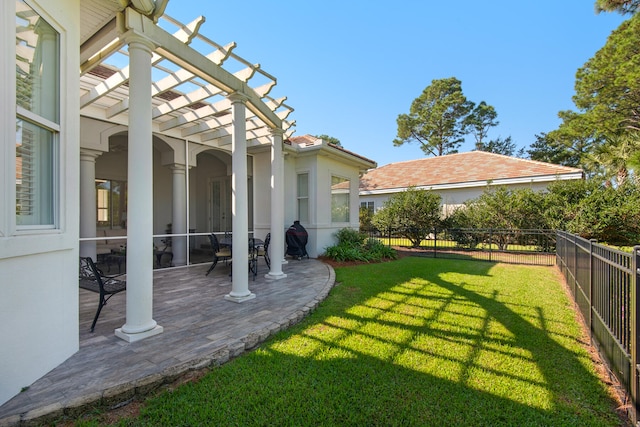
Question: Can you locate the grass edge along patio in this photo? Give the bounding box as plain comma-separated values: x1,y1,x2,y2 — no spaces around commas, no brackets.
67,257,627,427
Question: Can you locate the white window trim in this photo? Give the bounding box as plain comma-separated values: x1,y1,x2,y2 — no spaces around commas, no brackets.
13,0,64,234
330,173,351,224
296,171,310,224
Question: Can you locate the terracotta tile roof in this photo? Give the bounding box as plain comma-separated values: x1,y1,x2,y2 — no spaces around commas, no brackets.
288,134,318,146
287,134,376,166
360,151,583,192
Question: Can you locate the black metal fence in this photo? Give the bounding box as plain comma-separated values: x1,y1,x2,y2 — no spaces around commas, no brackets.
363,227,557,266
556,230,640,424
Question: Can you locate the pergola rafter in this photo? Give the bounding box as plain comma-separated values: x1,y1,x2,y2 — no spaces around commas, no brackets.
80,16,205,109
79,6,294,149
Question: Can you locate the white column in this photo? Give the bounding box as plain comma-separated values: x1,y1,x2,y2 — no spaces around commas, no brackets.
171,164,187,266
266,128,287,279
225,93,255,303
115,35,163,342
79,149,102,260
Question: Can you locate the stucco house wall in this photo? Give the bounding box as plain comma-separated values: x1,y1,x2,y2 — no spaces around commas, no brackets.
285,136,375,257
0,0,80,406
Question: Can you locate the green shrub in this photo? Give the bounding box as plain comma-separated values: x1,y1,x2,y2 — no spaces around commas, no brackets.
335,228,367,248
364,238,397,261
324,245,369,262
324,229,396,263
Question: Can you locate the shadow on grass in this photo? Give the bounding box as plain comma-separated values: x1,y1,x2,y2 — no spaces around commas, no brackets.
129,257,624,427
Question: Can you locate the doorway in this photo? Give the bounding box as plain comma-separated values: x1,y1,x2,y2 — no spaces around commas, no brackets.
208,175,254,233
209,177,231,233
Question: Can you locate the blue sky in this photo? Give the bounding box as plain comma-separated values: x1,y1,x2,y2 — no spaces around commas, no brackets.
165,1,626,166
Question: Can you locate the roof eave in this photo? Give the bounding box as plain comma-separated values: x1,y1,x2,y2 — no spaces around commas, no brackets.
359,172,584,196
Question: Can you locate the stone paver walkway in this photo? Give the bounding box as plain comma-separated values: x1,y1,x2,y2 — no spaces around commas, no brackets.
0,259,334,426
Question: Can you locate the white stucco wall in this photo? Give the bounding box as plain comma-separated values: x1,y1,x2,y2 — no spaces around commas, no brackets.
0,0,80,406
314,156,362,256
283,147,367,258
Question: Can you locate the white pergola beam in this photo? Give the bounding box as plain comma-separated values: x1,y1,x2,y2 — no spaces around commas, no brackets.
159,103,224,131
123,8,281,128
276,109,293,121
254,81,276,98
151,64,261,119
80,17,123,74
82,16,205,109
198,117,265,141
151,41,235,97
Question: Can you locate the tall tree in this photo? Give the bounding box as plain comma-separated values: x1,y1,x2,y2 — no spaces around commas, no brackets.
596,0,640,14
547,110,600,172
463,101,499,149
393,77,473,156
587,133,640,185
573,13,640,134
546,14,640,181
527,132,582,166
476,136,519,156
371,187,442,247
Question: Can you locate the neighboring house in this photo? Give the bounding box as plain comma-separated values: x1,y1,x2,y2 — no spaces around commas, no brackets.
0,0,374,406
359,151,584,215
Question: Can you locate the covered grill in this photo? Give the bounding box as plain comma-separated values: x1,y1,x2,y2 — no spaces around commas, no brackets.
285,221,308,260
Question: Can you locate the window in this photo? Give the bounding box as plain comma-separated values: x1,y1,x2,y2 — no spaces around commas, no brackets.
96,179,127,228
360,201,374,215
297,172,309,223
331,175,350,223
15,1,60,228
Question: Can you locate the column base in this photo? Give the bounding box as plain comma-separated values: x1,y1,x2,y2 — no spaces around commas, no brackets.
115,325,164,343
224,292,256,303
265,272,287,280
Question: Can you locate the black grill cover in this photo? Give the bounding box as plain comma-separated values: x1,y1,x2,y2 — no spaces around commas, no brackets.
285,221,308,258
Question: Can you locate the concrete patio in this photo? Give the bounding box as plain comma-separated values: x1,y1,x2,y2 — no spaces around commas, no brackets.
0,258,335,426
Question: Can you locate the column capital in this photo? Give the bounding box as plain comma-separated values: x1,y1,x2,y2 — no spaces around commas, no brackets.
227,91,249,104
124,32,156,52
80,148,103,162
169,163,187,173
269,128,285,137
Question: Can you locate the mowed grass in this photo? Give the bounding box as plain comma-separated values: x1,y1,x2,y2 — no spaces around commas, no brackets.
77,257,624,426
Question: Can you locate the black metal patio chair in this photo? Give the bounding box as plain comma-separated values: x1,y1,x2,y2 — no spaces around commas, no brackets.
205,233,231,276
257,232,271,268
248,237,258,280
79,257,126,332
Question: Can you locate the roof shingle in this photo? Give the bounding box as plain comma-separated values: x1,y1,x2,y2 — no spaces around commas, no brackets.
360,151,583,192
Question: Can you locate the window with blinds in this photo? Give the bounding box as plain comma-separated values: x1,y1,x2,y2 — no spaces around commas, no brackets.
15,0,60,228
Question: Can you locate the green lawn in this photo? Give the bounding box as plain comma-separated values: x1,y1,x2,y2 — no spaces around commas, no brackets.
75,257,625,426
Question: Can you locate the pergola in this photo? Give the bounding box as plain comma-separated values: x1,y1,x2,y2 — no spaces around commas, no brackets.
77,2,294,342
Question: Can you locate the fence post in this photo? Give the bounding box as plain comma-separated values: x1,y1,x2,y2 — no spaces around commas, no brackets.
573,233,578,297
589,239,597,341
489,228,493,262
631,245,640,424
433,227,437,258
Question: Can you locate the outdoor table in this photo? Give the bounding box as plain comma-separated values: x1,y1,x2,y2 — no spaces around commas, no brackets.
155,249,173,268
220,237,263,249
106,250,126,273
